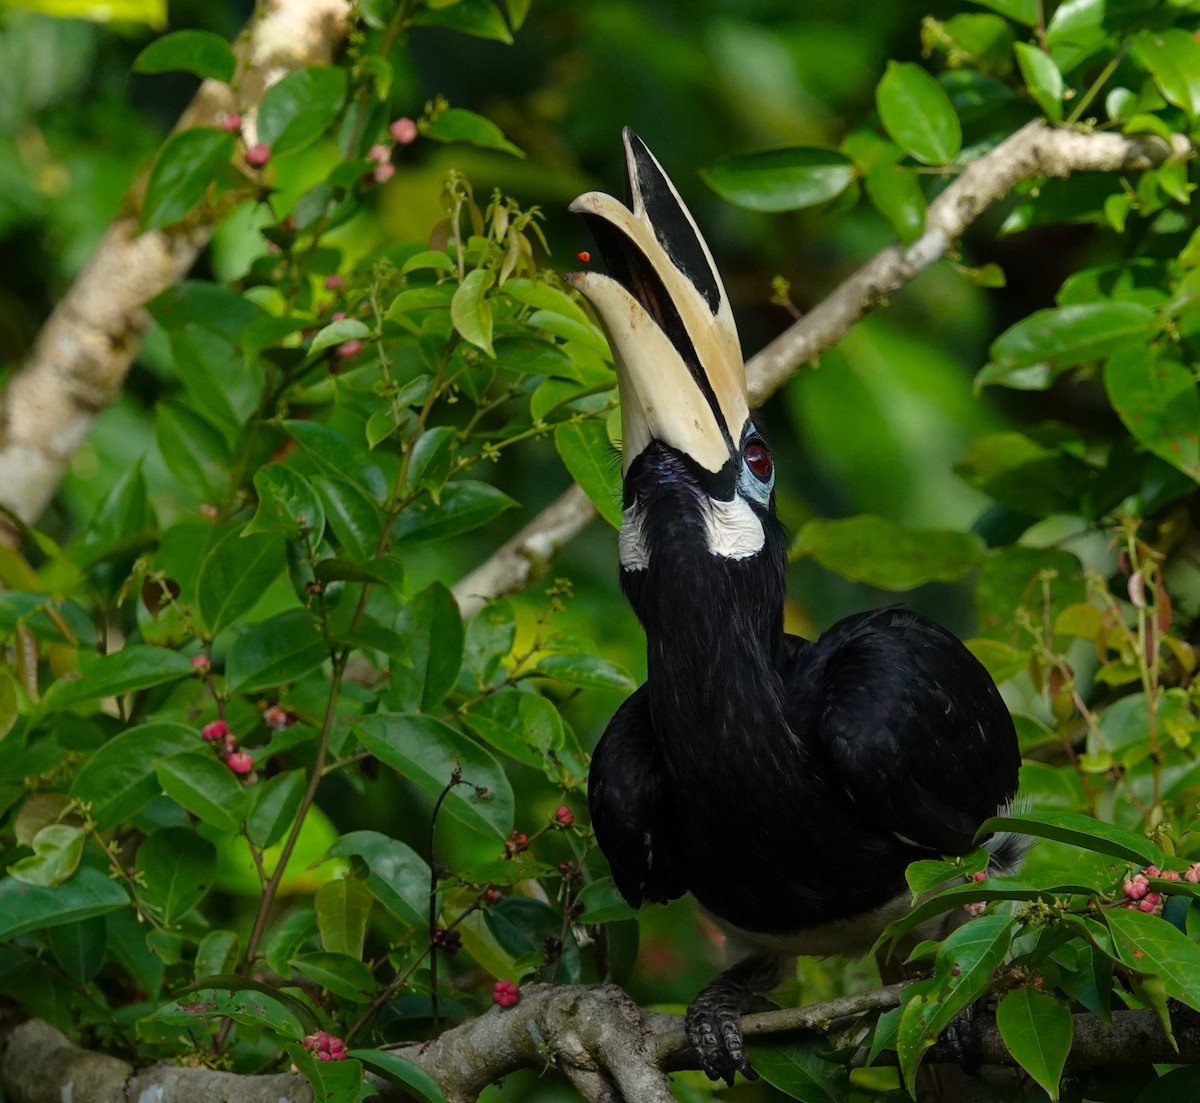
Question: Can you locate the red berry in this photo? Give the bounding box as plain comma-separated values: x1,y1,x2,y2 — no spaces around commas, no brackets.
1162,869,1182,881
367,144,390,165
191,655,211,673
202,720,229,742
484,888,502,904
373,162,396,184
1186,862,1200,884
971,870,986,883
337,339,363,358
576,251,591,263
492,979,520,1008
505,831,529,854
554,805,575,828
226,751,254,775
262,704,291,731
219,112,242,133
245,142,272,168
323,274,345,291
390,117,418,145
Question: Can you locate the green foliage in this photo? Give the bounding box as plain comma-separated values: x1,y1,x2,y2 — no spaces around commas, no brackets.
4,0,1200,1100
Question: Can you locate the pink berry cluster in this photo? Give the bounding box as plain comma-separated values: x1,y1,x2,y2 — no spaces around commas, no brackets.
201,719,253,776
303,1030,347,1061
492,979,520,1008
554,805,574,828
1121,863,1200,913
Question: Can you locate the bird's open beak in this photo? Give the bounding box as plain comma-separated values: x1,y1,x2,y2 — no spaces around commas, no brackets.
567,129,750,476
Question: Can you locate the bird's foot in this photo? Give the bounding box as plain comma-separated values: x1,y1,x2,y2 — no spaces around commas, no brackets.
684,953,784,1085
684,982,758,1086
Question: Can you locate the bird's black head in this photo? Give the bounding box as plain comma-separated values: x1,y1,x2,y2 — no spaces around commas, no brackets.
568,131,788,656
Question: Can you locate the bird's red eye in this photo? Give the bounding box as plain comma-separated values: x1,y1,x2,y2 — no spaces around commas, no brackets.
744,441,773,481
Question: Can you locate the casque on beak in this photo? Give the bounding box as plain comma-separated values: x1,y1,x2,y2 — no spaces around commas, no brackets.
566,129,750,479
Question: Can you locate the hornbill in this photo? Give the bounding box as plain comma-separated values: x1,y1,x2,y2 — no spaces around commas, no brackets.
568,131,1023,1085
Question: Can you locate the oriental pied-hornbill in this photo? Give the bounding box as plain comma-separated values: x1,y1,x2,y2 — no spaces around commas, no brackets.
568,131,1023,1085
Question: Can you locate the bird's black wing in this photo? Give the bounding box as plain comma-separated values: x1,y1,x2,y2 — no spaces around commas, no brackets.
588,685,686,907
787,608,1020,855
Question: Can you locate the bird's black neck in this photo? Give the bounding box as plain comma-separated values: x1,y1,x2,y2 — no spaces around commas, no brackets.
624,526,790,769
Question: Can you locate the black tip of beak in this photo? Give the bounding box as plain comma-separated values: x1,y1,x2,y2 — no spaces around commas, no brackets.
620,131,721,314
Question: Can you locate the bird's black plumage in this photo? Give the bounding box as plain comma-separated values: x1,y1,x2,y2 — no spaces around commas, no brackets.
571,131,1022,1084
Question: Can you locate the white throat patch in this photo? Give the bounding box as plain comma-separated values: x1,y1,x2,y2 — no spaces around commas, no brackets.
619,503,651,571
702,495,765,560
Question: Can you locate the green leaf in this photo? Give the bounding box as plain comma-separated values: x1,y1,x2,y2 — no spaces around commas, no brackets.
701,147,855,213
70,722,199,829
554,420,621,528
290,950,374,1000
257,66,348,155
141,128,235,231
423,106,523,156
896,915,1013,1093
154,402,232,499
152,986,305,1040
287,1046,364,1103
1107,907,1200,1014
48,916,107,983
746,1036,849,1102
1014,42,1063,123
407,426,456,492
393,480,517,543
284,420,389,502
42,646,194,710
359,713,515,838
327,830,431,929
451,268,497,356
313,476,385,561
389,583,464,711
978,810,1164,865
954,433,1093,516
461,689,563,771
316,878,373,958
197,527,286,634
247,769,306,849
133,30,236,82
225,609,329,694
981,302,1158,387
136,826,217,925
352,1048,447,1103
310,317,370,356
1105,347,1200,482
7,824,86,886
876,62,961,165
247,464,327,539
502,279,591,326
864,163,926,243
575,877,636,924
195,930,240,979
1133,29,1200,121
792,515,986,590
534,652,636,691
411,0,514,44
975,546,1084,639
0,867,129,940
967,0,1037,25
995,988,1072,1099
156,753,251,833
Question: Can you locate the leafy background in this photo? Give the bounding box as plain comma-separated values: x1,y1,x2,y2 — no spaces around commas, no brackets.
3,0,1200,1100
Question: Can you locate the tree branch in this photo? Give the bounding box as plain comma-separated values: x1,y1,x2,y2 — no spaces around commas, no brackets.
448,121,1195,611
0,0,352,539
6,984,1200,1103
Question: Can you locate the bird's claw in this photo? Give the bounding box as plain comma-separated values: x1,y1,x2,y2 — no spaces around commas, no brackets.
684,989,758,1085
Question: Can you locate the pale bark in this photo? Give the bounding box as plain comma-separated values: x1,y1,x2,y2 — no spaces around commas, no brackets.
5,985,1200,1103
0,0,352,538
